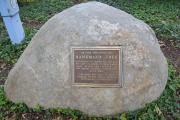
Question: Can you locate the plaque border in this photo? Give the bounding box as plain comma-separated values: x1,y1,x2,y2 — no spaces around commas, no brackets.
71,46,123,88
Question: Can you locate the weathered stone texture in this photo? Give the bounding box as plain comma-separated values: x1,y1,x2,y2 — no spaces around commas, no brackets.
5,2,168,116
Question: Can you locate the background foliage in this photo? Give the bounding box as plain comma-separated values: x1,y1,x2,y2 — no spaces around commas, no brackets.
0,0,180,64
0,0,179,119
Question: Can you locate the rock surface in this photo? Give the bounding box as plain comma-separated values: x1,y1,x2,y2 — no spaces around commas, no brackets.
5,2,168,116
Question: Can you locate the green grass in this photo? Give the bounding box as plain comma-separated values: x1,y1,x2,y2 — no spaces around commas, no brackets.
0,0,179,119
98,0,180,40
0,0,74,64
0,64,179,119
0,0,180,64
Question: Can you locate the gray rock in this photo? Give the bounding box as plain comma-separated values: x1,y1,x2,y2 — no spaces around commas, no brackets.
5,2,168,116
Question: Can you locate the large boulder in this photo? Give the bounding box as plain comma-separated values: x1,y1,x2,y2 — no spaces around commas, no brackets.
5,2,168,116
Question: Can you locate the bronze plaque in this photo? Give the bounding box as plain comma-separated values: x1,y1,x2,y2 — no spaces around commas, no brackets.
71,46,122,87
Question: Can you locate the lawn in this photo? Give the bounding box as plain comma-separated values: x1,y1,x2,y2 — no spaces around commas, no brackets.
0,0,179,119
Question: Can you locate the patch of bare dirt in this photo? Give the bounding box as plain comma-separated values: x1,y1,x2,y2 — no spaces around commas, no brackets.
0,60,12,85
159,39,180,73
5,113,16,120
23,20,44,29
21,113,44,120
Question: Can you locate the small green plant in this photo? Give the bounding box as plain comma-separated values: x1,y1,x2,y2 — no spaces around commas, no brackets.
0,0,179,119
98,0,180,40
0,64,179,119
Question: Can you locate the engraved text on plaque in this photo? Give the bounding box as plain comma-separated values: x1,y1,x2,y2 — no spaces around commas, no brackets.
71,46,122,87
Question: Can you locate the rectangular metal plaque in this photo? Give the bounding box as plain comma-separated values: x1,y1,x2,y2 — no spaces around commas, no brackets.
71,46,122,87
